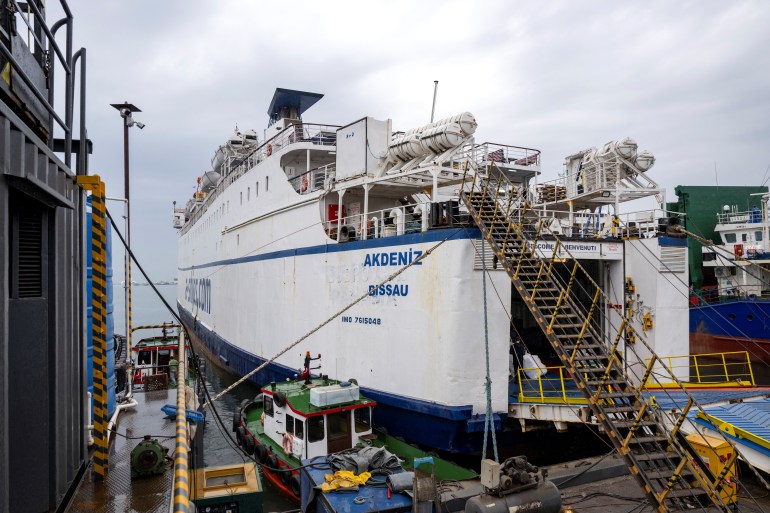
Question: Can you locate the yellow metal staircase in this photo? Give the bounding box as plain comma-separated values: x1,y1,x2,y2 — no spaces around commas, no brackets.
460,167,728,512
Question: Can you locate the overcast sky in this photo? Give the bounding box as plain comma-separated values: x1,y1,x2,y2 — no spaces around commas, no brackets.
49,1,770,282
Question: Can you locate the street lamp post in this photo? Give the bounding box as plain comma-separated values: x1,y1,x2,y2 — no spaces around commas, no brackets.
110,102,144,396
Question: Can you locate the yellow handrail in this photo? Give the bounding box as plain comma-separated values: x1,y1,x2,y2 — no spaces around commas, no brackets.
643,351,755,388
516,366,587,404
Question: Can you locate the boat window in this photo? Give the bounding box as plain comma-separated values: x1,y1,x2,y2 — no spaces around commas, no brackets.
247,187,250,201
138,351,151,365
354,407,371,433
286,414,294,434
756,231,763,241
240,191,243,205
723,233,736,243
742,233,748,242
266,176,269,191
307,416,324,442
295,418,304,439
264,396,274,417
256,182,259,197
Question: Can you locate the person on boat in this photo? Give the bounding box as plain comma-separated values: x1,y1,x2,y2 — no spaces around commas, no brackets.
302,351,321,384
169,356,179,386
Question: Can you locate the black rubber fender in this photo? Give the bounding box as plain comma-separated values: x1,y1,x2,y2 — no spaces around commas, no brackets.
280,465,291,485
289,473,301,497
266,453,278,471
232,412,241,432
236,426,246,445
273,392,286,408
243,435,255,455
255,442,267,463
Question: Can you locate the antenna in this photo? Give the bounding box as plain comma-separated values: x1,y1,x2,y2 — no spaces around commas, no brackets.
430,80,439,123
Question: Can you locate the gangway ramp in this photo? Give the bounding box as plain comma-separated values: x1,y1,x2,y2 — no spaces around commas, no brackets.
461,165,735,512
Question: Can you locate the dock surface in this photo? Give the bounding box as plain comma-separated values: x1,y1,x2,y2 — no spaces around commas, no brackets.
67,390,176,513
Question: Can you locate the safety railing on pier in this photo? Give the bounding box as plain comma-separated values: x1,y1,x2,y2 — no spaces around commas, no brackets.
644,351,755,388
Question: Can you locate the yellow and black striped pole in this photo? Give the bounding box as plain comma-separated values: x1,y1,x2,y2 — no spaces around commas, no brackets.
172,329,190,511
77,175,110,479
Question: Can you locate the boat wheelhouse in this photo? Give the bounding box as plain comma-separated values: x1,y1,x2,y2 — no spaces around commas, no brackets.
235,377,375,498
132,323,185,389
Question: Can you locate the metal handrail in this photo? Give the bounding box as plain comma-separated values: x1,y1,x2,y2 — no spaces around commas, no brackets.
643,351,755,388
517,366,600,404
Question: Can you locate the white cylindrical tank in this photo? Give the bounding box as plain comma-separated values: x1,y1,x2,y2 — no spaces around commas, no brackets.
432,112,477,136
211,146,226,174
200,170,221,191
420,123,464,154
596,137,637,162
634,150,655,171
388,112,476,162
613,137,638,159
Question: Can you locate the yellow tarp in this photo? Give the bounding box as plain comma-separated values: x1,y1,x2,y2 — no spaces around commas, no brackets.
320,470,372,492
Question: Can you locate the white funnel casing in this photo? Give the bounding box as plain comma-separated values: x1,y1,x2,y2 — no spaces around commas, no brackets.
388,111,477,162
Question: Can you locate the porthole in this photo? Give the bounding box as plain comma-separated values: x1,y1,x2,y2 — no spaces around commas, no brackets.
747,315,754,322
728,313,736,320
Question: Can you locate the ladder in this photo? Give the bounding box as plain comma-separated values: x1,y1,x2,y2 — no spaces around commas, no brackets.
460,167,727,512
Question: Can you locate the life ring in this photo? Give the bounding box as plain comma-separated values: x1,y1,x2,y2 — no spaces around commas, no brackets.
301,174,309,193
244,435,255,455
282,432,293,454
289,474,301,497
267,143,273,156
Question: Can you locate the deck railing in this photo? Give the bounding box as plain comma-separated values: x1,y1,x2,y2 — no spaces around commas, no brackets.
516,366,587,404
288,163,335,195
517,351,755,404
644,351,755,388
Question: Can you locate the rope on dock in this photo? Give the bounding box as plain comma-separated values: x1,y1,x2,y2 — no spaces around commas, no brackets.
172,330,190,512
202,229,461,408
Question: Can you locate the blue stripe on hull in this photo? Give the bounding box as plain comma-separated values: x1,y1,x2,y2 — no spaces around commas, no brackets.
178,304,503,453
179,227,481,271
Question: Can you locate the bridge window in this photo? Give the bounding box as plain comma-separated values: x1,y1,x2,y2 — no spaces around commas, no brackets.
264,396,274,417
756,231,763,241
723,233,736,243
286,414,294,434
742,233,748,242
295,418,304,439
307,416,324,442
354,407,371,433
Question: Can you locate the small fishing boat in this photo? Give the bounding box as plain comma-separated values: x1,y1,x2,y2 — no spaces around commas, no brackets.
233,376,477,501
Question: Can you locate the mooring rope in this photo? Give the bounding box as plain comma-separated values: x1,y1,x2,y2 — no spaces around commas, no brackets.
203,228,462,408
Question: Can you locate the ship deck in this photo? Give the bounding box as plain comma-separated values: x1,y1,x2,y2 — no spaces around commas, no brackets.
66,389,177,513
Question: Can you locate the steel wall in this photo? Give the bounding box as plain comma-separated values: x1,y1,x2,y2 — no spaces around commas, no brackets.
0,98,86,512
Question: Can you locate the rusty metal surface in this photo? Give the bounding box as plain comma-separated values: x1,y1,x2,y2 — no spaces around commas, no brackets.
67,390,176,513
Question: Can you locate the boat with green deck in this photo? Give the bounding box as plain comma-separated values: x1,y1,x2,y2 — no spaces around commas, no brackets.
233,377,476,501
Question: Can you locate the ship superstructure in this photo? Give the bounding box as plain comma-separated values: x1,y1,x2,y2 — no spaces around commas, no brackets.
175,88,688,453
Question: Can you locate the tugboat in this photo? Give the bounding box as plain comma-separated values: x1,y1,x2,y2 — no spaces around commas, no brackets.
132,323,187,389
233,373,476,501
